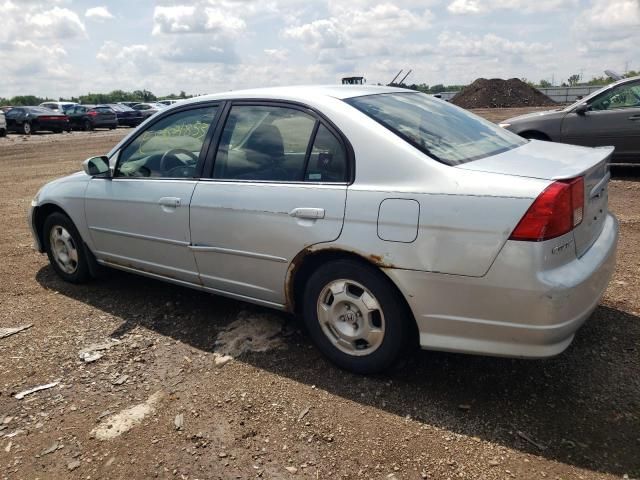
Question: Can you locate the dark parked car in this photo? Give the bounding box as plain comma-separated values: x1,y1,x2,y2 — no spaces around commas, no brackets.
131,102,166,119
106,103,144,127
67,105,118,131
500,75,640,166
4,106,70,134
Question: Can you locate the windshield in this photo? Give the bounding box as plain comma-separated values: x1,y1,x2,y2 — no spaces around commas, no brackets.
346,92,526,165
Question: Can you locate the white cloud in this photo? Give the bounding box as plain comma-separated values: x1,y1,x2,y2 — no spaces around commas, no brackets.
282,2,433,60
448,0,578,14
437,31,551,57
85,6,114,21
573,0,640,54
97,41,160,74
26,6,86,39
264,48,289,62
152,4,246,36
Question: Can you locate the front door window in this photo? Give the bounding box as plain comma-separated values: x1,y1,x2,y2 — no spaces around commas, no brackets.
591,82,640,111
116,106,217,178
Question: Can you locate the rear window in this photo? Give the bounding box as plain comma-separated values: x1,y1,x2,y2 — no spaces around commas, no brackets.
28,107,59,114
345,92,526,165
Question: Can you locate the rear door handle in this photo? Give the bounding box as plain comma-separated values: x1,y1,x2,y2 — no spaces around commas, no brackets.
159,197,181,208
289,207,325,219
629,114,640,121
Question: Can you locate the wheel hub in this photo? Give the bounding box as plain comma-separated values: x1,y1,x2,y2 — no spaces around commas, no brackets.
316,279,385,356
49,225,78,274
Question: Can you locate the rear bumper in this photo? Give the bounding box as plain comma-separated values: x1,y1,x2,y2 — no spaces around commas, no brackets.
37,119,70,131
385,213,619,358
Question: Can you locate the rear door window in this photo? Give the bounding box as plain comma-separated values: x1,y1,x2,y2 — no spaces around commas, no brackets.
212,105,316,181
305,124,347,182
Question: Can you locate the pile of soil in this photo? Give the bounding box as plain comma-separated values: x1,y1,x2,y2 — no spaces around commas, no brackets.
451,78,556,108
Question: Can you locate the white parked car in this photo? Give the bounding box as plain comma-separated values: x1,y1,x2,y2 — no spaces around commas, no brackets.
29,86,618,373
38,101,78,114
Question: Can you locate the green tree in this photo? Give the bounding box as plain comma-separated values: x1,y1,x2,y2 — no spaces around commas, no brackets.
567,74,581,86
538,79,552,88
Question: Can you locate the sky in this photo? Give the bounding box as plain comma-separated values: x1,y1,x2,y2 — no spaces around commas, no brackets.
1,0,638,98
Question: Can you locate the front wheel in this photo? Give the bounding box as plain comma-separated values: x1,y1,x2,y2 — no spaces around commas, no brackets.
0,128,6,137
22,122,32,135
302,259,413,374
43,213,92,283
83,119,92,131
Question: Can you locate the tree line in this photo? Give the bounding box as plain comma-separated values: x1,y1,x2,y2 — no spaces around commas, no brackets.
0,89,194,107
2,71,638,106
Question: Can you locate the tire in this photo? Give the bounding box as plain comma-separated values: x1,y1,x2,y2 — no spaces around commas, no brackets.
53,129,62,134
0,128,6,137
301,259,413,374
22,122,32,135
43,212,92,283
83,119,92,131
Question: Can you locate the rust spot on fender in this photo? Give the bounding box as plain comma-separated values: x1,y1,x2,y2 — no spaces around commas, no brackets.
369,253,384,264
284,247,398,312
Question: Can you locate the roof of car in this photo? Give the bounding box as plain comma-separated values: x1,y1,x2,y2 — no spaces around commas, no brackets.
181,85,412,105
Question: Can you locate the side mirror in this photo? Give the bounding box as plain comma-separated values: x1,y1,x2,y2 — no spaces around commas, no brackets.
575,103,590,115
82,156,110,177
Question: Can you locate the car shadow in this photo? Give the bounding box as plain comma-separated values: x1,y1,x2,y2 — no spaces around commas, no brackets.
35,265,639,477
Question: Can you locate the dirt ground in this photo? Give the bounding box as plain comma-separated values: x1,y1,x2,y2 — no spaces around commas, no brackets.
0,113,638,480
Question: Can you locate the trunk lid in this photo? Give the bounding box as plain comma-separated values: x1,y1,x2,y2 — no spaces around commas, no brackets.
457,140,613,258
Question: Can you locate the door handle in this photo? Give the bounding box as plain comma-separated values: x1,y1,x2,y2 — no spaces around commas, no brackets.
289,207,325,219
159,197,181,208
628,114,640,121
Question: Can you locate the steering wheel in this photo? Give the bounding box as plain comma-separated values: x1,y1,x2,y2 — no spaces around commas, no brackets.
159,148,198,173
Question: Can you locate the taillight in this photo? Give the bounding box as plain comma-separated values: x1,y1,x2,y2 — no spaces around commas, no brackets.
509,177,584,242
87,110,98,117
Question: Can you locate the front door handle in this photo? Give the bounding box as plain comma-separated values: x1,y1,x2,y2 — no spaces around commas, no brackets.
159,197,181,208
289,207,325,219
628,114,640,121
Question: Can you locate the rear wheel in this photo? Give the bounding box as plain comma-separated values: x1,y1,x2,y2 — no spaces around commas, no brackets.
302,259,413,374
22,122,32,135
43,213,92,283
0,128,6,137
83,119,92,131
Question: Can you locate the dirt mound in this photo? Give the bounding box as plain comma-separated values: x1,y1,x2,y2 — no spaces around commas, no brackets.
451,78,556,108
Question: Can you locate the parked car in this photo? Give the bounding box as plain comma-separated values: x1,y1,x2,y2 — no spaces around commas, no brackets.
1,105,13,112
500,75,640,166
67,105,118,131
118,101,141,108
105,103,143,127
158,99,181,106
131,102,166,119
29,86,618,374
0,110,6,137
39,101,78,113
5,106,70,134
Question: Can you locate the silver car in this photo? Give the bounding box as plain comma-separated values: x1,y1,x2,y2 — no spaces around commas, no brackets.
29,86,618,374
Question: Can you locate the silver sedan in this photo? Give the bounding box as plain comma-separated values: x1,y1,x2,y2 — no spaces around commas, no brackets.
29,85,618,373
